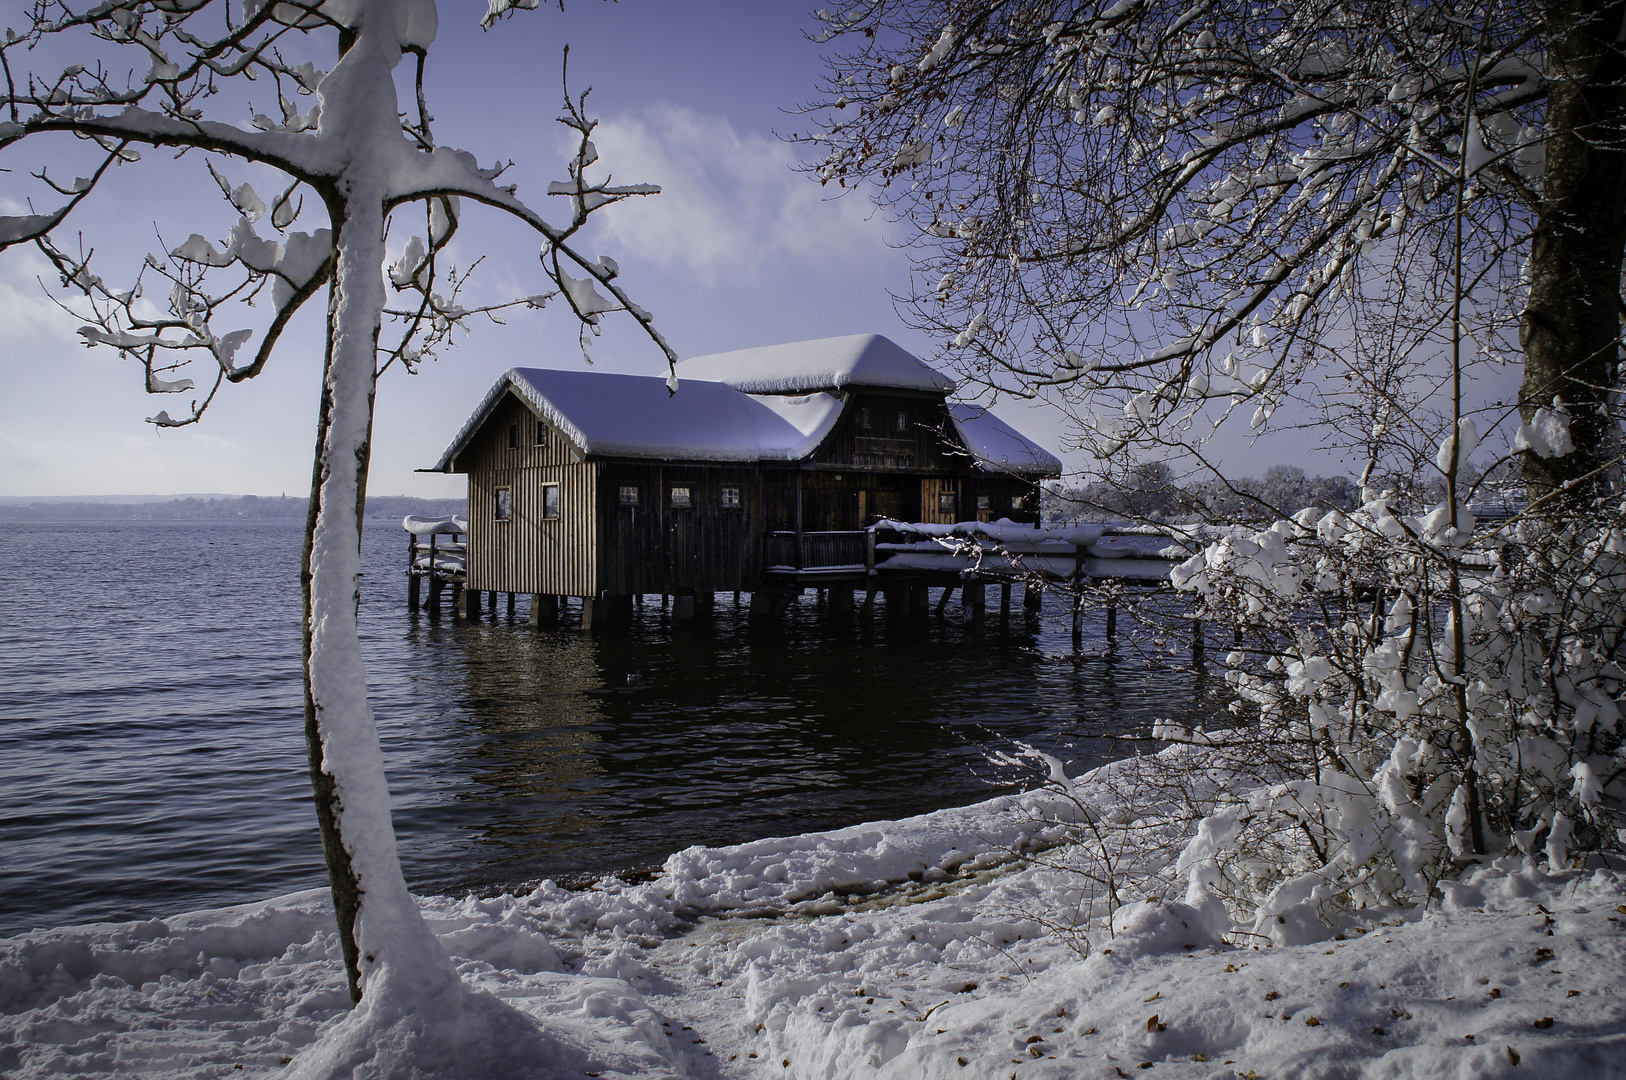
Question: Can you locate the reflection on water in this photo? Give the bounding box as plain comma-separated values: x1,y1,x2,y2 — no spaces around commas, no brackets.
0,519,1219,935
384,589,1220,898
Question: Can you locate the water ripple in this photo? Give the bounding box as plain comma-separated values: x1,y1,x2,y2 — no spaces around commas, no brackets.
0,518,1217,936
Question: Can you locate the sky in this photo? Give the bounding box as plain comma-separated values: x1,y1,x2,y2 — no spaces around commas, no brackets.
0,0,1384,499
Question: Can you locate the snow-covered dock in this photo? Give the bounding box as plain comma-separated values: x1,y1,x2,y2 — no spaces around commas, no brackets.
403,514,469,614
412,511,1193,642
751,518,1190,631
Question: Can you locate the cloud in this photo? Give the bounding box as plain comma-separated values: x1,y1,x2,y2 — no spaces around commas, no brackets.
0,249,82,345
582,104,890,284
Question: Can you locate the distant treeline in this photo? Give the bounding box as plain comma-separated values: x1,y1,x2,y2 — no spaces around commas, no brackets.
1045,462,1522,524
0,494,466,522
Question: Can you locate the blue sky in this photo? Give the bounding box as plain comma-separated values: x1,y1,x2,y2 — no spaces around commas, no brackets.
0,0,1374,498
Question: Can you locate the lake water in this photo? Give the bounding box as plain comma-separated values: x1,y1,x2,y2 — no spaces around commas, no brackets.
0,518,1215,937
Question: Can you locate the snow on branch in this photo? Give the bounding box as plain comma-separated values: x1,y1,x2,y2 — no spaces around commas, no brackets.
801,0,1545,460
3,0,678,431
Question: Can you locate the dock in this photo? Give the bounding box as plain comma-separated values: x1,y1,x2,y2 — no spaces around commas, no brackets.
406,515,1191,645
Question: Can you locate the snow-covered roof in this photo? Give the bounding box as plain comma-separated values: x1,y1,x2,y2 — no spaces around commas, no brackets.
431,356,1057,475
947,404,1063,476
675,334,956,395
431,368,843,469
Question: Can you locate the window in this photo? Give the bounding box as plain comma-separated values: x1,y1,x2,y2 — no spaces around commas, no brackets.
938,492,956,515
670,485,692,508
619,485,640,507
507,423,518,449
977,494,991,512
721,486,741,508
494,486,512,521
535,420,547,445
859,407,874,431
541,483,561,520
1011,495,1025,511
896,410,909,435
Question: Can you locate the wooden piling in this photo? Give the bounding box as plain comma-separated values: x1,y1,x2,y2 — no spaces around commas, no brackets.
829,587,854,621
583,594,630,632
748,590,775,621
1024,582,1042,613
908,582,931,620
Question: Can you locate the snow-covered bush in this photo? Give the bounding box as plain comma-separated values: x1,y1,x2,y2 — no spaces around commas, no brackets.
1158,489,1625,935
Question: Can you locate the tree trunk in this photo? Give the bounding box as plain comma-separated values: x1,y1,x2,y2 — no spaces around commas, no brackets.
298,3,462,1006
1522,0,1626,510
301,295,366,1004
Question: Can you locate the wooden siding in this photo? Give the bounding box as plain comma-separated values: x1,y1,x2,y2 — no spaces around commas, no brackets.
461,392,597,595
811,391,965,474
596,463,764,594
920,477,959,525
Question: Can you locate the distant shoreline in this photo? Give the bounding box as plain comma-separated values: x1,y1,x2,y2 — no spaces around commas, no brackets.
0,494,465,522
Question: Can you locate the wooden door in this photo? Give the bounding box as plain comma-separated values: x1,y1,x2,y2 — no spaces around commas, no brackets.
921,478,959,524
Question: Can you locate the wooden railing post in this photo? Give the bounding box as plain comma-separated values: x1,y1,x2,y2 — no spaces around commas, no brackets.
426,533,442,613
406,532,420,611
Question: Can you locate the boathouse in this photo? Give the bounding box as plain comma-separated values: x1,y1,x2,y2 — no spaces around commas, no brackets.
423,334,1062,613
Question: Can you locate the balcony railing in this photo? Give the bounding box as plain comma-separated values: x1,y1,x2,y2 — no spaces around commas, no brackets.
763,530,870,572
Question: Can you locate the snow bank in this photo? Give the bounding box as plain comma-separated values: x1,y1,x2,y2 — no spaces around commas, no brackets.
5,757,1623,1079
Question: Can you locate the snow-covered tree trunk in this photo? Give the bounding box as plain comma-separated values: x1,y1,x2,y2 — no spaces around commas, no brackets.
293,6,448,1006
1,0,676,1041
1521,0,1626,511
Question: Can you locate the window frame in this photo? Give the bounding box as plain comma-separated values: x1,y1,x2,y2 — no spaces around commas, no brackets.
535,419,547,446
618,484,640,507
720,485,742,508
937,491,957,515
494,486,512,522
670,485,693,508
506,423,518,449
540,482,561,520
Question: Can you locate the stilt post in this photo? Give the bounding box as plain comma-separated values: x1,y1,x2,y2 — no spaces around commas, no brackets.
966,579,986,628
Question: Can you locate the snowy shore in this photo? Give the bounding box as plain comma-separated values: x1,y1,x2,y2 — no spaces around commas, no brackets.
4,767,1623,1079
